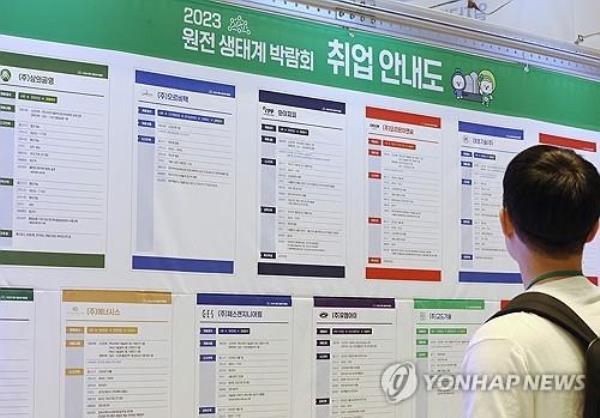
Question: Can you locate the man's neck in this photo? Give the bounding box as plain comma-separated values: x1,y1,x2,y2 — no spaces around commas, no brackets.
519,252,583,289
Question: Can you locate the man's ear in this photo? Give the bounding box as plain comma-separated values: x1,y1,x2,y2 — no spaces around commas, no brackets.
499,208,515,238
585,220,599,244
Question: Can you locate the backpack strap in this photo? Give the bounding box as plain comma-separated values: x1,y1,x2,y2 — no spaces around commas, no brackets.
489,292,600,418
488,292,597,349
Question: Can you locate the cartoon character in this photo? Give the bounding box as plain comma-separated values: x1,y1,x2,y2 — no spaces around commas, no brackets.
451,69,481,102
451,68,497,106
478,70,496,106
451,70,466,99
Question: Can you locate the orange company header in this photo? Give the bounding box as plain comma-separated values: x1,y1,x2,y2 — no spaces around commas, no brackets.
62,289,172,304
540,133,597,153
366,106,442,129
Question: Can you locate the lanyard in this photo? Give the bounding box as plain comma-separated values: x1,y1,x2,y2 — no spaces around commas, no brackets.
526,270,583,290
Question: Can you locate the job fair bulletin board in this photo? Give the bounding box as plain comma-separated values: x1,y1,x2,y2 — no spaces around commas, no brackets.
0,0,599,417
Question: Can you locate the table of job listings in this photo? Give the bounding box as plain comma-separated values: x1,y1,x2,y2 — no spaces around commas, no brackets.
0,288,491,418
1,42,600,418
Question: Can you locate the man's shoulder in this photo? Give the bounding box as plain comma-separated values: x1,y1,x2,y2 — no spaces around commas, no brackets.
470,311,549,347
465,309,585,374
463,314,532,375
472,278,600,349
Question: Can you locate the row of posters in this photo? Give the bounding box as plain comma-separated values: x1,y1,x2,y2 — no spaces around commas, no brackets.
2,54,599,283
0,288,498,418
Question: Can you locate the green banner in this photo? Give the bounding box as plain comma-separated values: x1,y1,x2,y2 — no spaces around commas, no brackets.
414,299,485,310
0,251,105,268
0,288,34,301
0,0,598,130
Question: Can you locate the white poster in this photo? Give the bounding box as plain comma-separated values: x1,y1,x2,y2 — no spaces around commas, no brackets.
196,294,293,417
61,290,173,418
0,288,35,418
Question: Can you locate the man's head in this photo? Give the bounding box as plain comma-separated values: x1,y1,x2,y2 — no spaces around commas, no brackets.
501,145,600,259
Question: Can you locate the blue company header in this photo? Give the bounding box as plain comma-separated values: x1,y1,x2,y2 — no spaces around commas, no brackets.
197,294,292,307
132,256,233,274
314,297,395,309
459,121,524,140
259,90,346,114
459,271,522,284
135,70,235,98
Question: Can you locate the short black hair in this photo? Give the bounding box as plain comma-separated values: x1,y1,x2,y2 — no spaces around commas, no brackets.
503,145,600,256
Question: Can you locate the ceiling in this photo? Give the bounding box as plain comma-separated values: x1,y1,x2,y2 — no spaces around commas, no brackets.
397,0,600,50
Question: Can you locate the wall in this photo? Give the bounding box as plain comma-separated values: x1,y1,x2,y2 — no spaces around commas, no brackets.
0,1,599,417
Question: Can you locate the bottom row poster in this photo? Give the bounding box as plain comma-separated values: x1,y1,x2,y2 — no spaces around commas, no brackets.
0,288,499,418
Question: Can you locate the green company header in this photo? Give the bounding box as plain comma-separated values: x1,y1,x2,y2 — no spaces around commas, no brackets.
0,288,34,301
0,51,108,78
0,0,599,130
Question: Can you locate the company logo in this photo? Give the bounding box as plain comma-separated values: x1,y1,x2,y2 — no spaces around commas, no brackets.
141,89,153,98
381,361,418,403
0,69,11,82
451,69,496,106
262,106,275,116
319,312,329,319
68,305,85,317
228,15,251,35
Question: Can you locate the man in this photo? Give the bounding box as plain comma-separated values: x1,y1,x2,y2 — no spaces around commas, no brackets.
463,145,600,417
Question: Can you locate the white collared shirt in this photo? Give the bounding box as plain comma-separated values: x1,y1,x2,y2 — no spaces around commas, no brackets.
462,276,600,418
